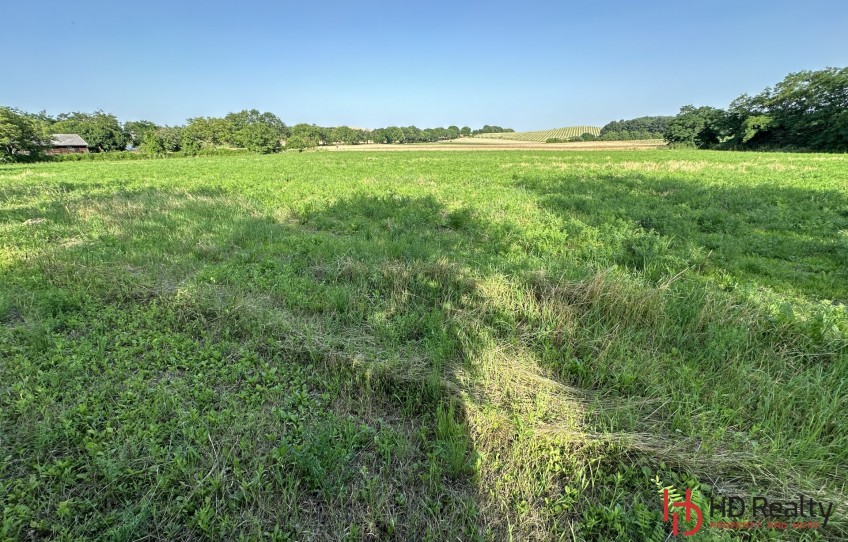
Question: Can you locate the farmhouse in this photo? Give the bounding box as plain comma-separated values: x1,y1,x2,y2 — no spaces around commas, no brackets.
48,134,89,155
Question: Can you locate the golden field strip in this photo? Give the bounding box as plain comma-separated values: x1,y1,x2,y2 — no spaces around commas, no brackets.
324,138,667,151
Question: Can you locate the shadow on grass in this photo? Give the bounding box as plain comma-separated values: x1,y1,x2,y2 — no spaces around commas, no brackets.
512,172,848,303
1,189,530,540
2,186,845,541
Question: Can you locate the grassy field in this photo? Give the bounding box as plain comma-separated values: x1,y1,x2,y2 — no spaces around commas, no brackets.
325,139,666,151
1,150,846,541
474,126,601,141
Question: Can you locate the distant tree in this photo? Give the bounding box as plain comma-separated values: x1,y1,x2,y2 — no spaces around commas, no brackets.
330,126,362,145
401,126,422,143
124,120,159,147
224,110,287,147
290,123,324,144
422,128,438,142
26,110,56,126
460,126,471,137
725,67,848,150
387,127,403,143
600,116,672,140
158,126,183,152
663,67,847,151
141,129,166,155
369,128,387,144
472,125,514,135
285,135,316,151
664,106,728,147
721,94,775,147
368,124,465,144
232,122,281,153
51,111,129,152
184,116,229,147
382,126,405,143
0,106,51,162
140,126,183,154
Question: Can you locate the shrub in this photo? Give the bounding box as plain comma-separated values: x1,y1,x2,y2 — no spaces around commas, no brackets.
285,135,317,151
232,123,281,154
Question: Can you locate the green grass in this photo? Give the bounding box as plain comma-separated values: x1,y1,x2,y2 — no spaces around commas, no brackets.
474,126,601,141
1,150,846,540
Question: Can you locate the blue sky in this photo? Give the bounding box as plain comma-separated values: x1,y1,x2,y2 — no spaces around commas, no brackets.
3,0,846,130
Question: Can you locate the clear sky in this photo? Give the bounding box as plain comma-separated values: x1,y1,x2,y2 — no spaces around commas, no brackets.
3,0,846,130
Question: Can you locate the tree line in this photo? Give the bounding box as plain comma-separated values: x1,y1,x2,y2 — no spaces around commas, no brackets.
599,116,672,140
472,125,514,135
0,107,513,162
665,67,848,151
6,65,844,161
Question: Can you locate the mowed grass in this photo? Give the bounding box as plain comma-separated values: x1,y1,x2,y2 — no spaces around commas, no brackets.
1,150,846,541
474,126,601,141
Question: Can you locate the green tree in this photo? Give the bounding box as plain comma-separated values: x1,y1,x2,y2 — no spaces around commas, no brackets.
733,67,848,150
472,125,514,135
290,123,324,144
669,67,848,151
285,135,316,151
460,126,471,137
401,126,422,143
232,122,281,153
124,120,159,147
0,107,50,162
330,126,362,145
140,126,184,155
141,129,166,155
600,116,672,139
385,128,397,143
664,106,727,148
224,110,287,146
25,110,56,126
369,128,388,143
51,111,129,152
184,117,230,147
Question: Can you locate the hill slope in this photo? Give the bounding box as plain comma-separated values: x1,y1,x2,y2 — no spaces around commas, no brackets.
475,126,601,141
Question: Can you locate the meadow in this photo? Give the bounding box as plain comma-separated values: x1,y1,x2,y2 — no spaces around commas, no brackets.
1,149,846,541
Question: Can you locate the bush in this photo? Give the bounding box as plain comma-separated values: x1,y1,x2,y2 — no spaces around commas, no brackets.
546,134,598,143
232,123,281,154
285,135,317,151
49,147,253,162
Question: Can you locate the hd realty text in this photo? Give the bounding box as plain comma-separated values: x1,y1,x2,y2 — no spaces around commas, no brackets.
711,494,834,526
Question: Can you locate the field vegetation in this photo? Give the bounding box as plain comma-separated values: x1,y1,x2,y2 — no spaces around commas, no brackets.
1,149,846,540
475,126,601,142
